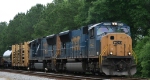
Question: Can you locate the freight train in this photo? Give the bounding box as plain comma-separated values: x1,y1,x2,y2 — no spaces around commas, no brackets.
3,22,137,76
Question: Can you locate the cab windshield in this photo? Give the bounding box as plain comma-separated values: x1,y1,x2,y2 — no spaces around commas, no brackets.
97,27,113,35
120,27,129,33
97,26,130,36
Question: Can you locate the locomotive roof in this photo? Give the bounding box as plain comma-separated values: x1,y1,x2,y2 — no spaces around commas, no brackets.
59,30,70,36
88,23,101,30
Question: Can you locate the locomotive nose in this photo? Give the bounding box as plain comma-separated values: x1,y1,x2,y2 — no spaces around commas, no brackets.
100,33,136,75
101,33,132,56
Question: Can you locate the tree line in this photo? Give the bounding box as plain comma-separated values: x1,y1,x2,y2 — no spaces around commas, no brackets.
0,0,150,77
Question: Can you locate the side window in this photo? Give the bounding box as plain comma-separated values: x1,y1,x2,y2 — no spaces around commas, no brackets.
90,28,94,39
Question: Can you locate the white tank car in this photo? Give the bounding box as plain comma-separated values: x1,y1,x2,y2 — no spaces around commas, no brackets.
3,50,12,68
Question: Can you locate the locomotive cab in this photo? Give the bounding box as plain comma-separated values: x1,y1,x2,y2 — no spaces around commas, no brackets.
88,22,136,75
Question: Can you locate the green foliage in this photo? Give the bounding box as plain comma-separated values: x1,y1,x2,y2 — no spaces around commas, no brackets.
32,0,84,38
0,22,8,56
134,30,150,77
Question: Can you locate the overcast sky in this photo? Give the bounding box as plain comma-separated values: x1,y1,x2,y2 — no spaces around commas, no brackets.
0,0,53,23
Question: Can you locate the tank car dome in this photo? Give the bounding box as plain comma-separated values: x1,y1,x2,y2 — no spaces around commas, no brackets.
3,50,12,57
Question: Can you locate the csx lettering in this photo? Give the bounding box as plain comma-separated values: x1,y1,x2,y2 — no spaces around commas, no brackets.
113,41,122,45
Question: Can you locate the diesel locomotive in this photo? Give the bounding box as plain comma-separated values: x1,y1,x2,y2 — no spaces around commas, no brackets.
10,22,137,76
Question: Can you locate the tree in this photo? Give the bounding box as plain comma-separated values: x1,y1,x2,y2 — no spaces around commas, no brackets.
0,22,8,56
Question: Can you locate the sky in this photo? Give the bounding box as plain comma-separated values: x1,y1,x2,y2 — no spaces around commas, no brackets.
0,0,53,23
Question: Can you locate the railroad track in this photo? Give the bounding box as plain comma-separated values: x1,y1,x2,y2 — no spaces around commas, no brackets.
0,69,103,79
0,69,148,80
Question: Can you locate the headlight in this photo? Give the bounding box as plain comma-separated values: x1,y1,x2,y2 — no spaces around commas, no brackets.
114,22,117,25
128,52,131,55
97,52,99,55
112,22,117,26
27,67,30,70
45,68,48,71
110,52,113,55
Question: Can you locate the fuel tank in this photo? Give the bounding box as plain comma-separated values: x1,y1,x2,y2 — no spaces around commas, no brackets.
66,62,86,72
34,63,43,69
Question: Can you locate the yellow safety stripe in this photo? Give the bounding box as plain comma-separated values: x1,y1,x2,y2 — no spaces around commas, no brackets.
99,46,108,68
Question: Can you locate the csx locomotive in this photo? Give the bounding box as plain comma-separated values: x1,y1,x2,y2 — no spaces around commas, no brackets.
10,22,137,76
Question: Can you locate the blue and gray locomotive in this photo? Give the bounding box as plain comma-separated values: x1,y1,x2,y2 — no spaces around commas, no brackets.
12,22,137,75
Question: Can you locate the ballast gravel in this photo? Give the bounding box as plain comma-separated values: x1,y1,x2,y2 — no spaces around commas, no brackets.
0,71,55,80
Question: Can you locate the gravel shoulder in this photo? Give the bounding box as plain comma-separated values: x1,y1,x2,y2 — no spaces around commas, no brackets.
0,71,55,80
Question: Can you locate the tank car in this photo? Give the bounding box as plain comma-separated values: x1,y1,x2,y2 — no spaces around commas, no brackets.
3,50,12,68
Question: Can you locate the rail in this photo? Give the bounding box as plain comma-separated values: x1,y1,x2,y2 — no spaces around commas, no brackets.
132,50,137,64
0,69,104,79
99,46,108,68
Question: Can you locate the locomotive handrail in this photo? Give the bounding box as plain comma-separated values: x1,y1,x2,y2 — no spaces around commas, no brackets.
132,50,137,64
99,46,108,67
